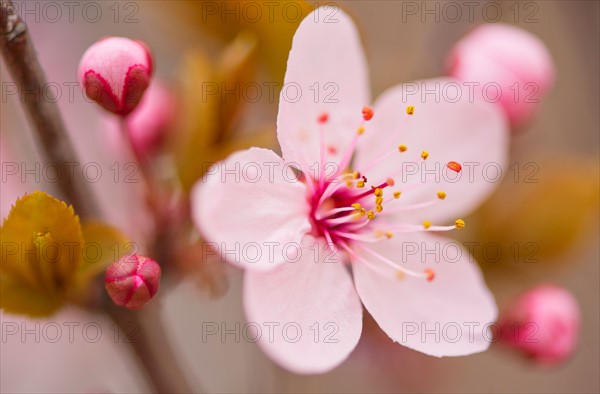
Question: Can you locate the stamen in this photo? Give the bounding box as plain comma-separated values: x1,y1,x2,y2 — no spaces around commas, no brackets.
317,173,355,206
362,106,374,121
357,126,365,135
447,161,462,173
393,191,401,199
421,150,429,160
358,244,431,280
425,268,435,282
336,231,380,243
316,206,355,220
406,105,415,115
437,191,447,200
323,230,336,252
423,221,432,229
398,144,408,152
318,113,329,123
383,199,436,214
455,219,466,229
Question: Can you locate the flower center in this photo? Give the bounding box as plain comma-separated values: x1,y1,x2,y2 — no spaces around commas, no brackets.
299,106,466,282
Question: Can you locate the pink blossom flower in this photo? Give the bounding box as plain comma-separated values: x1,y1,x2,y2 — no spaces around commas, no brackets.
192,9,508,373
78,37,153,116
105,254,161,310
497,284,580,365
447,23,555,128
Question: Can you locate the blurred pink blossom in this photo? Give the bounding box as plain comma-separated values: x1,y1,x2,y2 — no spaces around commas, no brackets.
497,284,580,365
192,8,508,374
125,80,177,156
447,23,555,128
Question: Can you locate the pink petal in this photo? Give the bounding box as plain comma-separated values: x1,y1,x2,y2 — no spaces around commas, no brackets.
353,232,497,357
355,78,509,224
191,148,311,271
244,236,363,373
277,8,370,171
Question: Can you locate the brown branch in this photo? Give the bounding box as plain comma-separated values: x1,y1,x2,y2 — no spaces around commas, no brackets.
2,1,197,392
0,0,98,218
106,302,197,393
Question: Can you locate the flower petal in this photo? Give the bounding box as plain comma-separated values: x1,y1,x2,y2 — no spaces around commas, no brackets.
353,232,497,357
244,236,363,374
355,78,509,224
191,148,310,271
277,8,370,171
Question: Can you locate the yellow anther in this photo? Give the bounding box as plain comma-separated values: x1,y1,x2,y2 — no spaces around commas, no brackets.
346,181,353,188
375,196,383,205
375,205,383,213
437,191,447,200
421,150,429,160
352,171,360,179
395,271,406,280
398,144,408,153
374,188,383,197
455,219,466,229
351,203,362,211
393,191,401,199
423,220,432,229
406,105,415,115
357,126,365,135
356,179,365,188
385,231,394,239
367,211,375,220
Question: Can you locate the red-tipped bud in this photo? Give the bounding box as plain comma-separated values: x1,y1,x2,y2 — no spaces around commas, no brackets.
496,284,580,365
78,37,153,117
105,254,161,310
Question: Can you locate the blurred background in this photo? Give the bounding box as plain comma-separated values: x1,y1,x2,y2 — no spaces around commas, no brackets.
1,0,598,393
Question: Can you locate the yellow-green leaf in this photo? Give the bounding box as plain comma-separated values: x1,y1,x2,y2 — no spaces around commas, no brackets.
78,221,131,280
215,31,258,138
0,191,83,316
174,48,219,191
0,275,62,317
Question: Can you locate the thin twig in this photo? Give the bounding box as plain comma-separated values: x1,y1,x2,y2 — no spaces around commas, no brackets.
1,1,197,391
106,302,197,393
1,0,98,217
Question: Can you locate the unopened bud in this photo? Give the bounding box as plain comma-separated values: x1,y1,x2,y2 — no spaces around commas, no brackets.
447,24,555,128
105,254,161,310
496,284,580,365
79,37,153,116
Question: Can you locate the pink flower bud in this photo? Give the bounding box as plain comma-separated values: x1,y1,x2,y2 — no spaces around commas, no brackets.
447,23,555,128
126,80,177,156
105,254,161,310
79,37,153,117
497,284,580,365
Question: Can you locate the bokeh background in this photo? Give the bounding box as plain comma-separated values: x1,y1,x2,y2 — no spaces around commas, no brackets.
1,0,598,393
